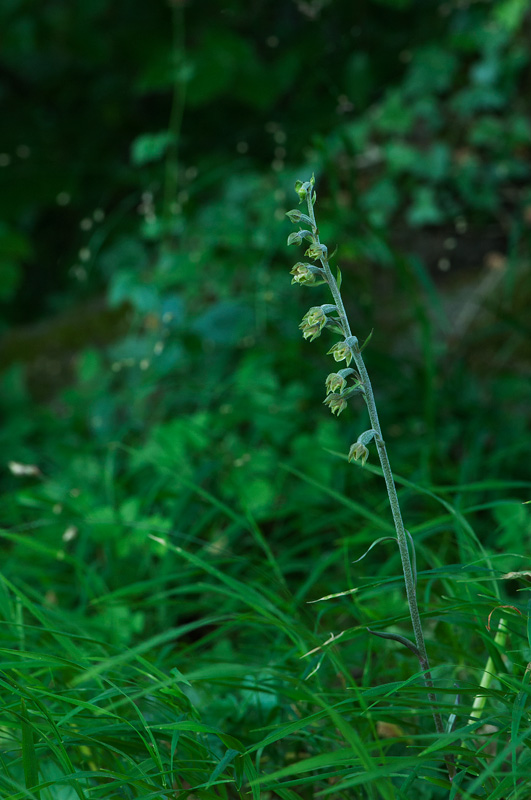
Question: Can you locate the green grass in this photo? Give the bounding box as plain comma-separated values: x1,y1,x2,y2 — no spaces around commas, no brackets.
1,444,531,797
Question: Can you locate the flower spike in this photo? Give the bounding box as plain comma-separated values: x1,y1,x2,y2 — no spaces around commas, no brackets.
282,177,451,773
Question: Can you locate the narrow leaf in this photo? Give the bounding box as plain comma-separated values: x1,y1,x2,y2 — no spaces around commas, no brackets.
511,664,531,789
308,587,359,603
352,536,397,565
367,628,419,657
20,698,41,800
325,318,345,336
207,747,240,788
359,328,374,353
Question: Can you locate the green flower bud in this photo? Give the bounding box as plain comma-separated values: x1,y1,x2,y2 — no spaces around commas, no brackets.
348,442,369,466
325,373,347,393
324,392,348,416
327,340,353,366
286,209,313,226
294,180,311,202
286,208,302,223
287,230,303,246
287,229,313,247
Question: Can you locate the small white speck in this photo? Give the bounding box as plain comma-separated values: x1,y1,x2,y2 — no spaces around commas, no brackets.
62,526,78,542
8,461,41,476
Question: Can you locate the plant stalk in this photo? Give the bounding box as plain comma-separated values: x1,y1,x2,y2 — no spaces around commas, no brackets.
304,188,453,774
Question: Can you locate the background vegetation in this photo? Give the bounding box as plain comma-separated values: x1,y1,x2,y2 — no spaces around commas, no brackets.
1,0,530,796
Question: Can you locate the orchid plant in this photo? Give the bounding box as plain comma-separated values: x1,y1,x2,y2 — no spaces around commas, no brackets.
285,175,455,782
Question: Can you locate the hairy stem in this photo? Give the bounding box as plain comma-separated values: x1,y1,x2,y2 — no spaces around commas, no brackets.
304,188,452,765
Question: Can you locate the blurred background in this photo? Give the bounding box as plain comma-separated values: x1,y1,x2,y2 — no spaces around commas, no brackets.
1,2,531,794
1,0,530,666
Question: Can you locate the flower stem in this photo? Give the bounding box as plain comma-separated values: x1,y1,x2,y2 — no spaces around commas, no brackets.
303,187,452,771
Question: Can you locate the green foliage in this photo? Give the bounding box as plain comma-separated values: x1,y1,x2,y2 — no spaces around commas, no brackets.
1,0,531,796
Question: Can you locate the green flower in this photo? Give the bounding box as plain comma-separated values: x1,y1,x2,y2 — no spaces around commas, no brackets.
348,442,369,466
324,392,348,416
299,306,327,341
325,372,347,393
327,340,353,366
290,262,317,285
305,242,327,261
